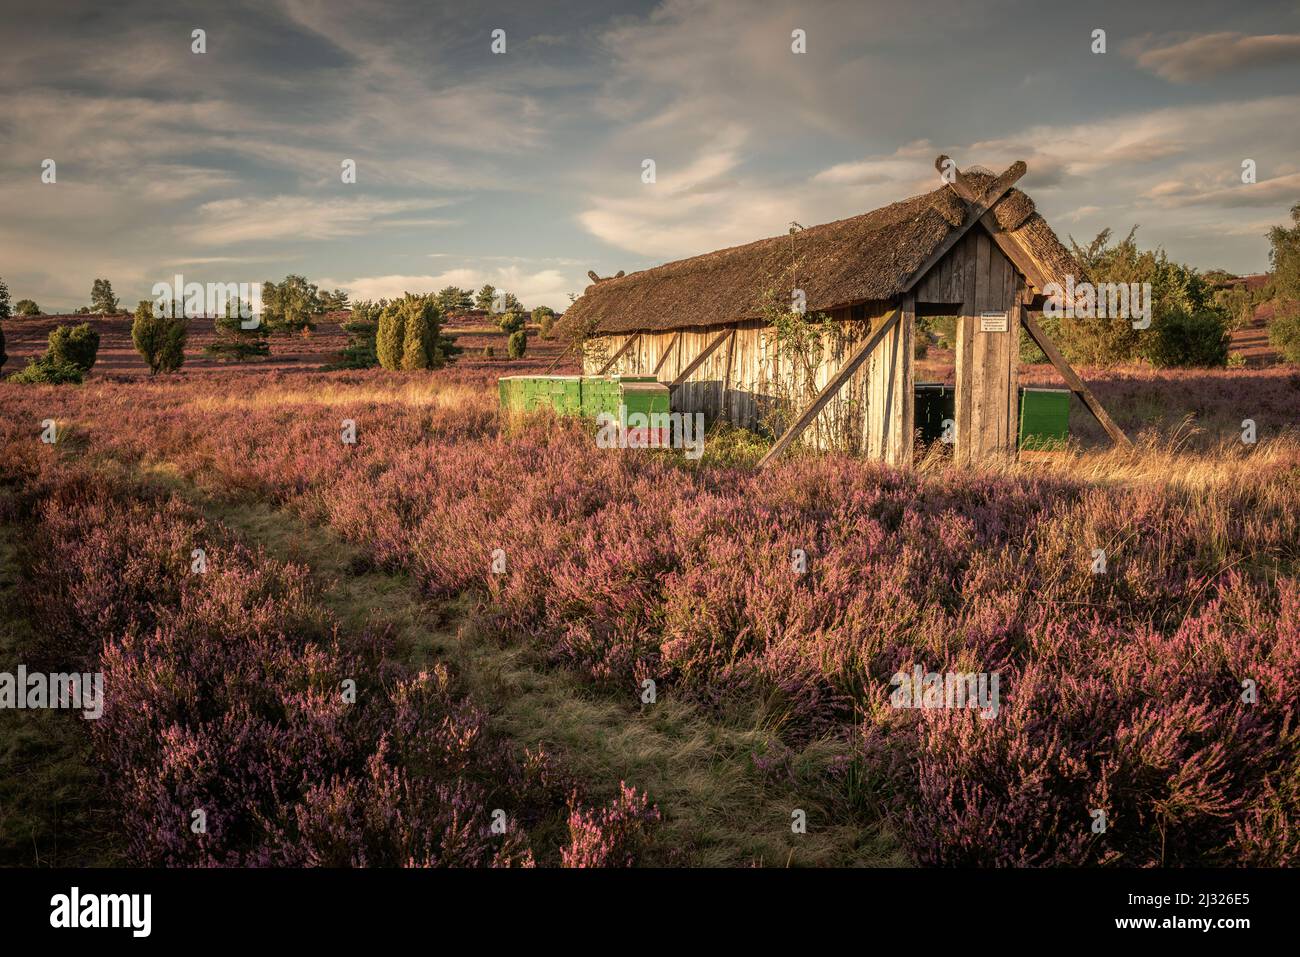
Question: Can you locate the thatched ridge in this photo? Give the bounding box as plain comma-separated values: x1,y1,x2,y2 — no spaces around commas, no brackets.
561,164,1079,335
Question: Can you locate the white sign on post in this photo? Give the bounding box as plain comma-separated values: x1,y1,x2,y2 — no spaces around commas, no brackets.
980,311,1008,333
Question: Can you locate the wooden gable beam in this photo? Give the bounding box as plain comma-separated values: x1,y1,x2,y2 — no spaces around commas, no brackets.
899,158,1026,295
597,333,639,375
940,157,1051,293
652,331,681,377
1021,311,1132,448
669,328,733,388
757,308,901,469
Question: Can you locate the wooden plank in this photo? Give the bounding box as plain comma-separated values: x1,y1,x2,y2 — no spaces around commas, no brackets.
954,242,975,466
651,331,680,376
896,293,916,466
669,328,733,388
758,309,900,469
719,327,736,421
597,334,639,375
971,231,993,460
1022,311,1132,448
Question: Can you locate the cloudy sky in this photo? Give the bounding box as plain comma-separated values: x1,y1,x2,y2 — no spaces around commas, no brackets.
3,0,1299,312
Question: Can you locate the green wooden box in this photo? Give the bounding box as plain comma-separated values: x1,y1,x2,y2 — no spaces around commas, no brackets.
1019,387,1071,450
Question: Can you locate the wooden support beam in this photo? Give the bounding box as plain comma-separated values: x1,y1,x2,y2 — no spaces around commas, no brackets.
652,331,681,377
545,337,578,374
1022,311,1132,448
669,328,733,388
597,334,639,375
719,327,737,420
757,308,901,469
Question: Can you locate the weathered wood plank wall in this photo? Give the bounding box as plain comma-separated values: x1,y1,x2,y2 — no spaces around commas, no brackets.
583,300,908,459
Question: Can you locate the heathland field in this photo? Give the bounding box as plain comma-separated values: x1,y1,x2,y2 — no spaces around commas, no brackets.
0,314,1296,867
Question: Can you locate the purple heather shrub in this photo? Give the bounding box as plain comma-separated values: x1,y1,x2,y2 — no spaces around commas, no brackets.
561,782,661,868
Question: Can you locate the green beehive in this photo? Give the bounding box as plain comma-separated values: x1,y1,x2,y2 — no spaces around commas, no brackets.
498,375,582,414
580,375,659,417
500,374,669,418
914,383,955,444
620,381,670,417
1019,387,1071,450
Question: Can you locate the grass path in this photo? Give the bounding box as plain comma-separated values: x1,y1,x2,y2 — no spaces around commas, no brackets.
0,523,121,866
126,459,904,867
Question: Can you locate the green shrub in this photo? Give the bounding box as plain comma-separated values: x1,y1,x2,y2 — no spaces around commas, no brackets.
1269,307,1300,365
400,297,444,370
1147,307,1231,368
498,311,526,335
533,306,556,338
9,356,84,384
483,346,495,359
375,298,408,370
507,329,527,359
377,294,460,370
131,300,187,374
47,322,100,374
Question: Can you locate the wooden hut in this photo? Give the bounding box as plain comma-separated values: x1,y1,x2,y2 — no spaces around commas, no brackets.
559,157,1129,466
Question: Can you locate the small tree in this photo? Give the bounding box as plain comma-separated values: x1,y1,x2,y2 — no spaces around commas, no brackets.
376,294,461,370
261,275,323,333
48,322,100,373
474,284,497,312
332,299,383,369
1269,305,1300,365
436,286,473,314
318,288,351,312
1268,202,1300,302
400,297,443,370
533,305,556,337
132,300,187,374
15,299,40,316
91,278,120,314
508,329,527,359
0,276,11,321
375,298,408,370
206,300,270,362
10,322,98,384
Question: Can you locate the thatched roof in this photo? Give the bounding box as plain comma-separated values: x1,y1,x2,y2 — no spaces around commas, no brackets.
561,167,1079,335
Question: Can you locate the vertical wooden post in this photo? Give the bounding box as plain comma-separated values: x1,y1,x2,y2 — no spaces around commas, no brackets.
719,327,736,422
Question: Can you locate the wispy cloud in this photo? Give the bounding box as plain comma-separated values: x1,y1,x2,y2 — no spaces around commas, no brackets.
190,196,460,245
1131,32,1300,83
